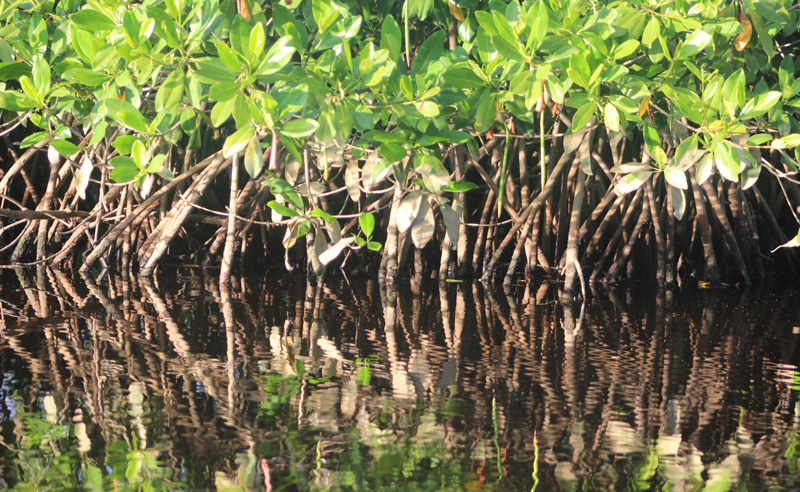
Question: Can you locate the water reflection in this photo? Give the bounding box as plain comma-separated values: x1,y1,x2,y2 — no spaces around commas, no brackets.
0,267,799,491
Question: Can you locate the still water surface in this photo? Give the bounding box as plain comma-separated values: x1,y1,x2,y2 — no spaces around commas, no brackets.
0,268,799,491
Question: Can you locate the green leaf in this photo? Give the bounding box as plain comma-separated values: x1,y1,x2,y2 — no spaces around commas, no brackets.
604,103,620,132
267,200,301,217
779,56,795,98
102,99,150,133
155,69,185,112
71,9,117,31
32,57,50,94
739,91,782,120
117,111,149,133
443,64,486,89
0,62,31,81
312,0,340,32
359,212,375,237
571,102,595,131
378,142,407,162
380,15,402,61
746,134,773,146
267,178,304,210
527,0,549,50
612,39,639,60
50,139,80,156
567,53,590,88
281,118,319,138
210,98,235,127
131,140,147,169
249,23,266,63
310,208,335,223
443,181,479,193
410,30,446,76
109,156,139,183
696,153,713,185
643,123,661,159
146,154,167,173
416,100,439,117
677,29,712,59
62,68,111,87
192,59,237,84
18,76,41,105
771,134,800,149
19,131,49,149
642,17,659,48
112,135,141,155
492,35,525,62
223,125,255,158
244,136,263,178
714,140,740,181
258,36,296,75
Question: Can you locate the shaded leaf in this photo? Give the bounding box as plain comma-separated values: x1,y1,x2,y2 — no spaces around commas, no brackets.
410,198,434,248
281,118,318,138
695,153,713,185
345,159,361,201
397,190,424,233
670,185,686,220
244,136,263,178
439,200,460,247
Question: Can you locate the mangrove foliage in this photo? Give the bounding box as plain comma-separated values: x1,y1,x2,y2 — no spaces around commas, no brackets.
1,0,800,293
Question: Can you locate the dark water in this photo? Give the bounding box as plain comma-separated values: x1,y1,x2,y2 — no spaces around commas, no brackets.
0,267,799,491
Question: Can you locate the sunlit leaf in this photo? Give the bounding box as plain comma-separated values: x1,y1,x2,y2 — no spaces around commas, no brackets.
50,139,79,156
663,167,688,190
734,9,751,51
359,212,375,237
320,237,356,265
75,156,93,200
268,200,301,217
223,125,255,158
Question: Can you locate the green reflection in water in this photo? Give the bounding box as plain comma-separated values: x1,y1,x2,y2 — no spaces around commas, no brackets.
0,268,799,491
